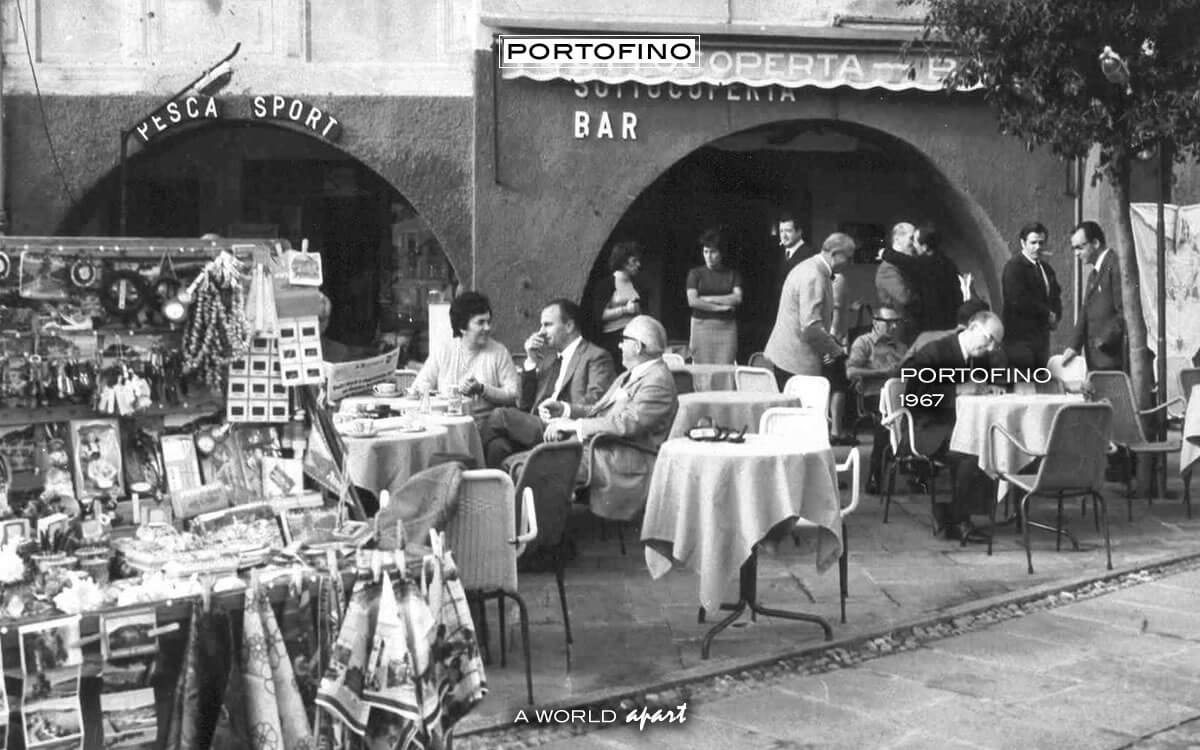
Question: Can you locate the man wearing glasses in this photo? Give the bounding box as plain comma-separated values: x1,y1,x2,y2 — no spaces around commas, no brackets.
846,306,910,493
902,311,1007,543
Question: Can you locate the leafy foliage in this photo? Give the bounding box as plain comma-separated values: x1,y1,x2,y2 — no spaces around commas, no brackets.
905,0,1200,177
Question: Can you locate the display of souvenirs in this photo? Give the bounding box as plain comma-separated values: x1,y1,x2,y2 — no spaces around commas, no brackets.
70,419,124,499
181,250,250,390
18,252,71,301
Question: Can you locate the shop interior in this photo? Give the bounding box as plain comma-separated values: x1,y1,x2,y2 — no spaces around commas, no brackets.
62,121,454,356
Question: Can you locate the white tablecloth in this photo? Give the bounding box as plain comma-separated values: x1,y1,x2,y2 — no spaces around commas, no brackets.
949,394,1083,477
641,434,842,611
342,424,451,495
669,392,802,439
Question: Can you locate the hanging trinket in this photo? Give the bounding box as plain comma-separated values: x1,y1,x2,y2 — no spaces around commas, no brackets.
70,257,100,288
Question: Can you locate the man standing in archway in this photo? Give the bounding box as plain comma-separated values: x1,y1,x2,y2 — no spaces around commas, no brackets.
778,213,810,275
1002,222,1062,370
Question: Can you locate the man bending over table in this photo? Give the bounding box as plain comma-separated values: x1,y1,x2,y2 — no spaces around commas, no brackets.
901,310,1006,544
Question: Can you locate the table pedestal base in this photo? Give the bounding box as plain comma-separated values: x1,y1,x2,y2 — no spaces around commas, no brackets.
698,549,833,659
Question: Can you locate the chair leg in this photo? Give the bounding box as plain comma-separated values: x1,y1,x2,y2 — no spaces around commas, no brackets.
883,462,897,523
1097,492,1113,571
987,486,999,557
929,466,939,537
1185,468,1193,519
616,522,627,556
1022,492,1035,575
1055,492,1064,552
697,607,706,624
839,522,849,624
506,591,535,705
498,597,508,668
473,596,492,666
555,549,573,646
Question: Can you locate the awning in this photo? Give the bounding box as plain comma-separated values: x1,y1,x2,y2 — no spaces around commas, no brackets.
500,44,961,92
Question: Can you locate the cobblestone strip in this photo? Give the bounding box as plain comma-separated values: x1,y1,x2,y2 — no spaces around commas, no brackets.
455,554,1200,750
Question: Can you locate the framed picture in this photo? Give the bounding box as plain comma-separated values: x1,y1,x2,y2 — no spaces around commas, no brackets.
18,251,70,301
69,420,123,499
1,519,29,547
280,506,341,546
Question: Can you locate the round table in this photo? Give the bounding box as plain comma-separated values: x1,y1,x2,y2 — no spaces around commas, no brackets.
342,423,451,496
341,395,452,415
669,391,802,438
641,434,843,648
424,414,485,468
669,363,737,392
949,393,1084,477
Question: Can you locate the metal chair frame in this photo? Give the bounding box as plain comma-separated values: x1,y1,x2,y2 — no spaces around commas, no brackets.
734,365,780,393
988,403,1114,574
878,378,948,532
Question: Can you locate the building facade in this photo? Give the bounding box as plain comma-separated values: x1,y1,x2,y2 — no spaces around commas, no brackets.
2,0,1160,356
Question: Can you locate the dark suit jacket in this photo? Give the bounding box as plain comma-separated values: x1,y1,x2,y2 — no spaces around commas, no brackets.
904,332,968,457
517,338,615,412
880,249,961,331
1001,254,1062,354
1069,250,1124,371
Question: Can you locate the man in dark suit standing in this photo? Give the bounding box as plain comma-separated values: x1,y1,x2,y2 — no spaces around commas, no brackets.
1062,221,1125,371
778,213,811,275
481,299,615,467
1002,222,1062,369
901,311,1007,543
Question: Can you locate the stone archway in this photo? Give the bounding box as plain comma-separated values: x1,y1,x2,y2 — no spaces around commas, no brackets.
60,120,457,353
583,118,1009,359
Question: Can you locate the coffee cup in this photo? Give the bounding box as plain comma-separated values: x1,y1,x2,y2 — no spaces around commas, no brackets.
373,382,398,396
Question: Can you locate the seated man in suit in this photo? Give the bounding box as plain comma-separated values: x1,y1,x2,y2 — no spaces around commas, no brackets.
542,315,679,520
902,310,1006,543
481,299,616,467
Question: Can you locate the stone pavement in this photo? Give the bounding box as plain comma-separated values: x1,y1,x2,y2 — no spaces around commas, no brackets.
455,440,1200,746
524,564,1200,750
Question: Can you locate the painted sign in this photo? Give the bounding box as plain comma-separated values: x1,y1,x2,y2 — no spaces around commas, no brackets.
132,96,222,144
502,45,963,92
250,95,343,142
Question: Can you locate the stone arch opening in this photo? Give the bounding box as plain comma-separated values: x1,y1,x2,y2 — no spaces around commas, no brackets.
59,120,456,357
582,118,1003,362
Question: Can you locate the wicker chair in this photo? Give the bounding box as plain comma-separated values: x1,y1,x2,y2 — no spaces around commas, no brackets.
878,377,948,530
444,469,538,704
734,366,779,393
671,369,696,395
1086,371,1182,513
758,408,861,623
394,369,419,392
784,375,831,415
988,403,1114,574
662,352,687,369
747,351,772,369
513,441,583,656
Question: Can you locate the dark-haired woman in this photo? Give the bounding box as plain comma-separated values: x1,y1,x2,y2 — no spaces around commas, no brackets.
592,240,650,369
412,291,519,419
686,229,742,364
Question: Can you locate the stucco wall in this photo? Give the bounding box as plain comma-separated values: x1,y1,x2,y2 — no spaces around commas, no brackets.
4,94,474,279
475,54,1075,350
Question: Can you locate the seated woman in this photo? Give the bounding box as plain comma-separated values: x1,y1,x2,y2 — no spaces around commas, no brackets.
412,291,519,420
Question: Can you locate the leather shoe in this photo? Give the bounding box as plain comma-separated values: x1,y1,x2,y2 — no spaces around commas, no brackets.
946,521,989,544
866,478,880,495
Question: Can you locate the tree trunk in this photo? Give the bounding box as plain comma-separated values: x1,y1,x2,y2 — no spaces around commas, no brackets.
1110,154,1157,493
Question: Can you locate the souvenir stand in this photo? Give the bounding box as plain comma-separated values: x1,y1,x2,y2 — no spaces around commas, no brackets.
0,237,483,750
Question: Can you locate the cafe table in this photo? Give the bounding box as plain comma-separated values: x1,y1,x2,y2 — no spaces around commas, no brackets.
669,391,802,439
340,396,485,468
668,363,738,392
950,393,1085,477
949,392,1086,544
341,422,452,498
641,433,842,658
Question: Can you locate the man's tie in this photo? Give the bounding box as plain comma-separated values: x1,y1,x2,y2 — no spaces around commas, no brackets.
1083,267,1098,301
548,353,565,401
1036,261,1050,296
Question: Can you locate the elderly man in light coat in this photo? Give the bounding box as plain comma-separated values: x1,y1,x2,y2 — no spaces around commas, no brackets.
764,232,855,391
